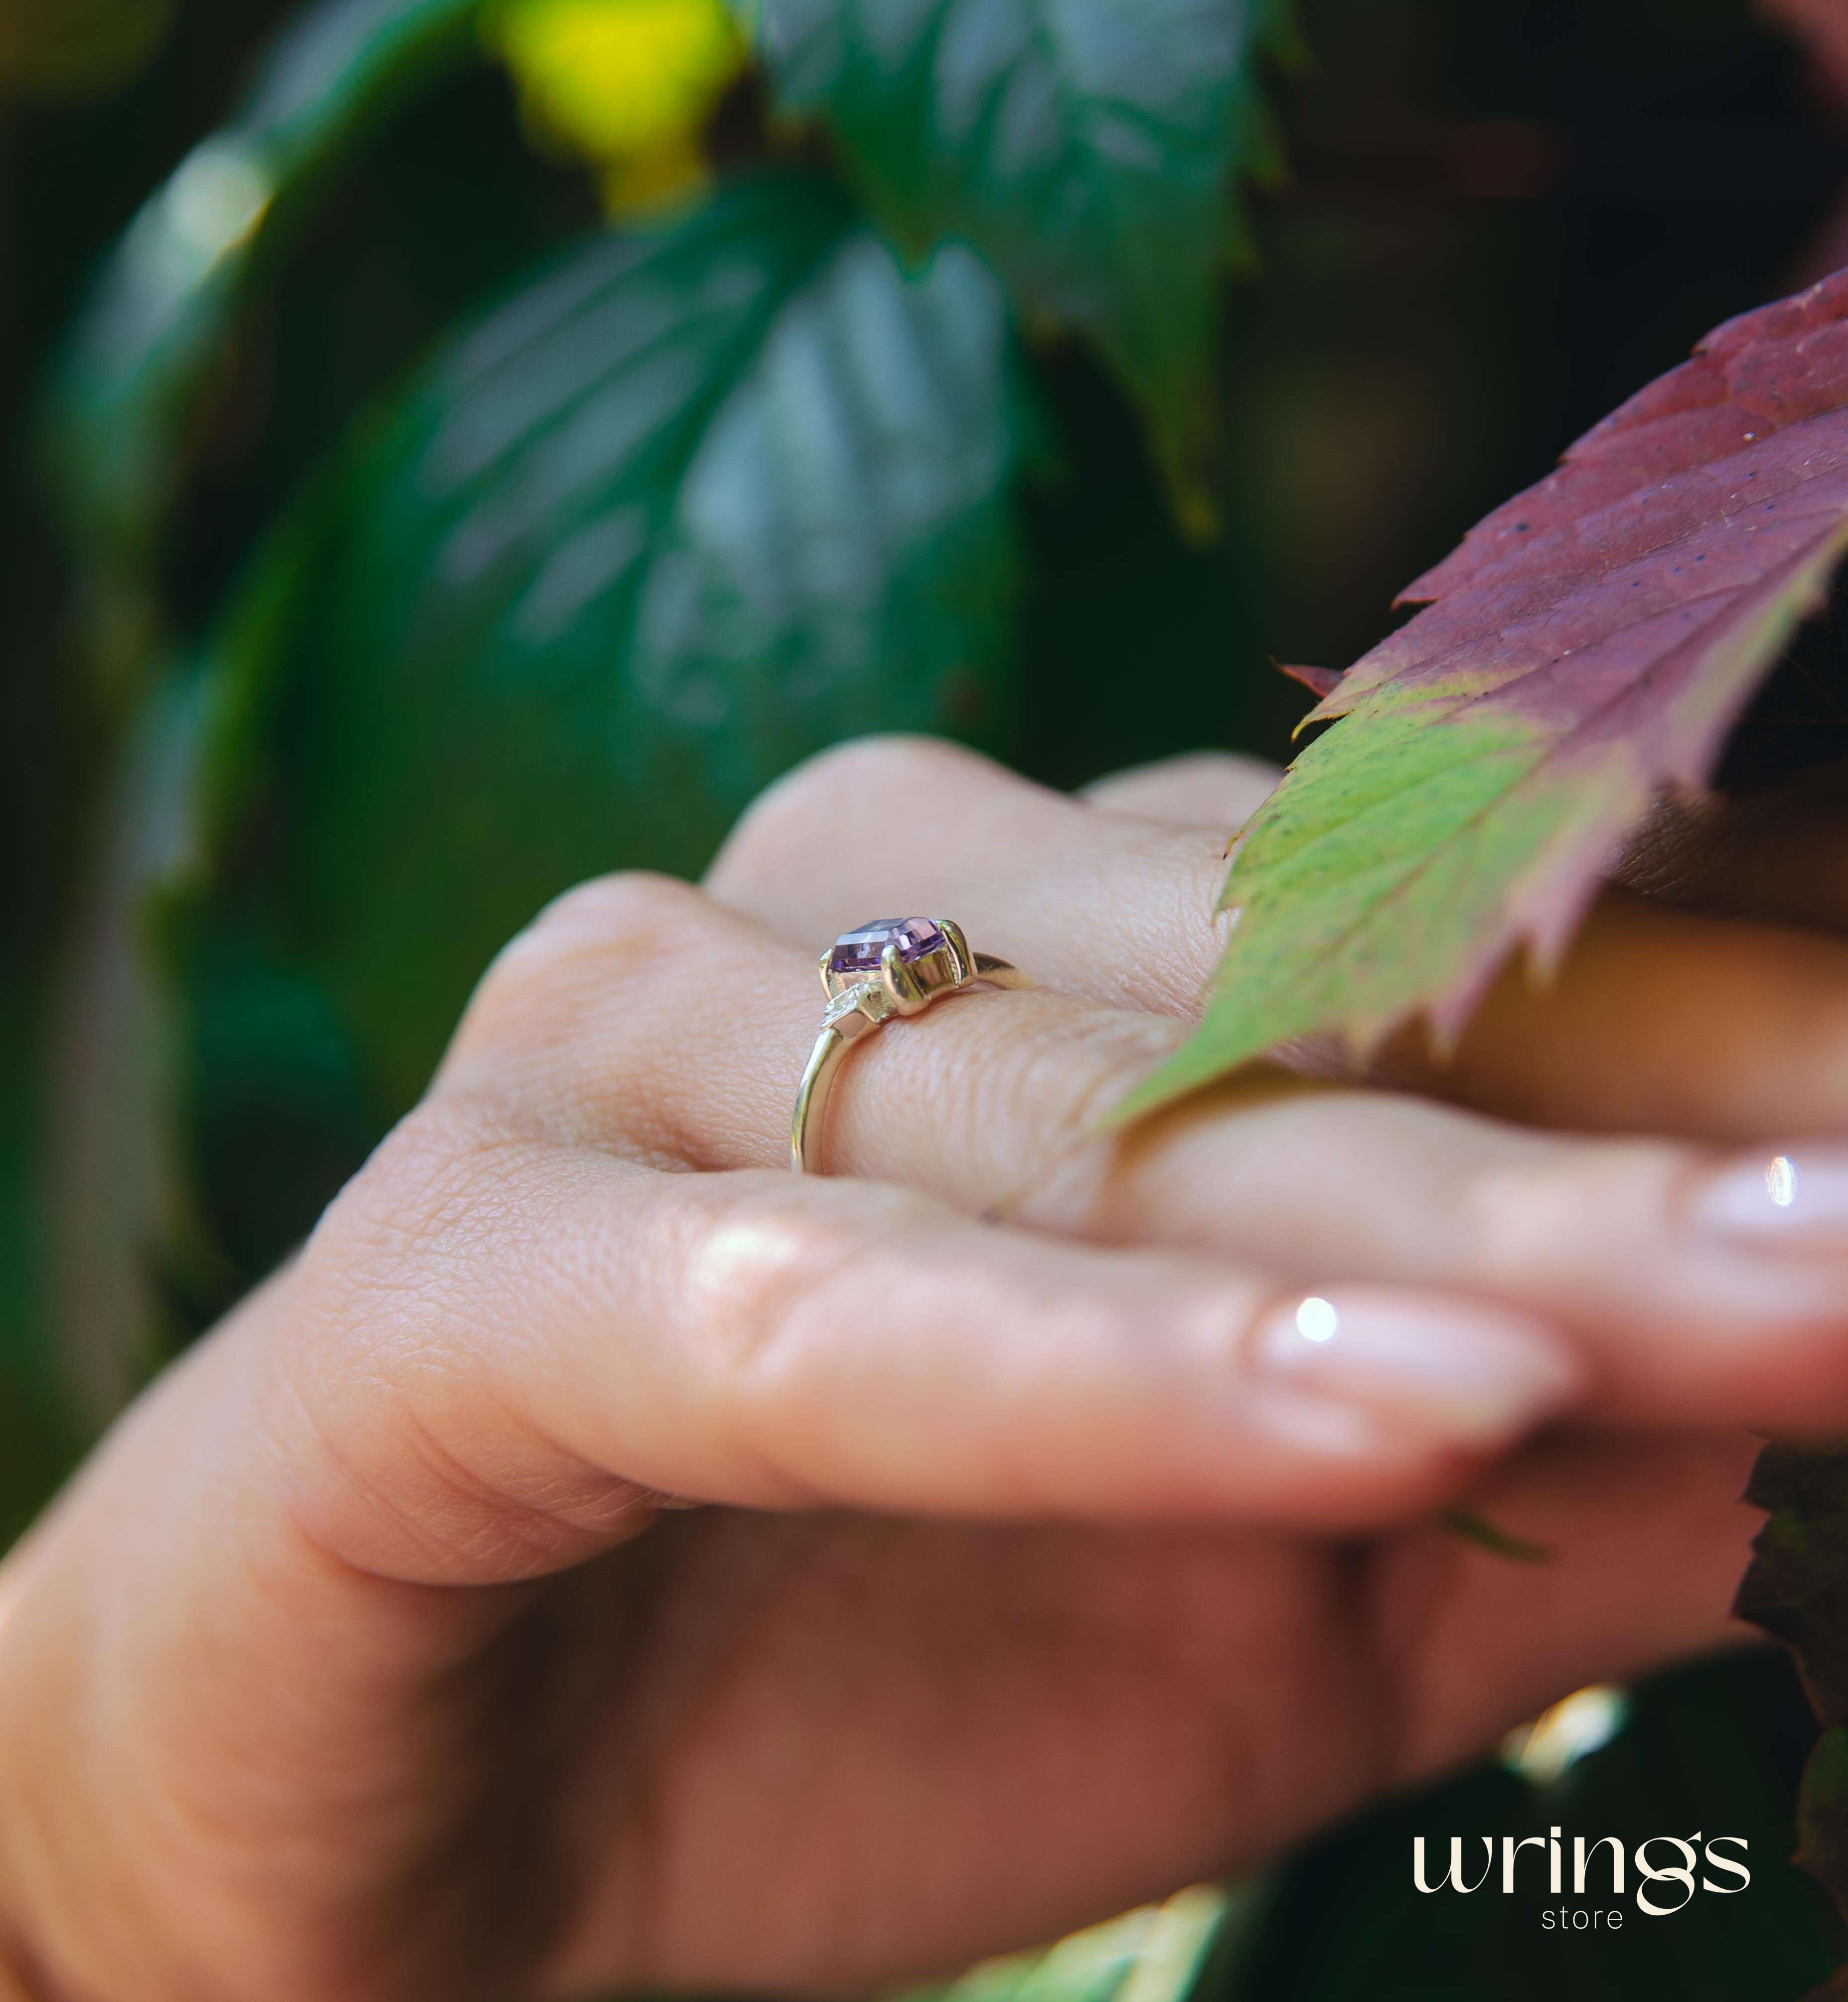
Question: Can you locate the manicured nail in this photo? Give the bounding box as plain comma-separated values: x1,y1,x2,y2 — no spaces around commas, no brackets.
1255,1291,1580,1445
1693,1151,1848,1248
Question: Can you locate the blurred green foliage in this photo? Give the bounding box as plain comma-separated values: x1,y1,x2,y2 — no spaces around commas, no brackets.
6,0,1848,1997
749,0,1296,528
39,0,1287,1388
188,170,1023,1102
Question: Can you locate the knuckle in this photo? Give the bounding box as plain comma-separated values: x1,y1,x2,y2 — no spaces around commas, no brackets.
680,1183,927,1473
504,868,707,981
689,1192,865,1368
305,1096,520,1281
1456,1138,1681,1274
710,734,1000,891
459,869,711,1055
1087,749,1282,805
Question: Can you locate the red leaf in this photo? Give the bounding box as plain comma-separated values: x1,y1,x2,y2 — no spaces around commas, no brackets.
1277,661,1343,700
1297,262,1848,982
1118,266,1848,1121
1323,264,1848,766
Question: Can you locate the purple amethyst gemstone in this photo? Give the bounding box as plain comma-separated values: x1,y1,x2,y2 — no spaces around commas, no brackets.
827,916,947,976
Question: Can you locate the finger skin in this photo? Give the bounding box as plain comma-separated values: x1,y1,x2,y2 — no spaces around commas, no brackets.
0,1143,1484,2002
0,1321,584,2002
1081,751,1282,828
0,1057,1563,2002
709,736,1234,1017
711,735,1848,1145
1619,758,1848,935
0,837,1784,2002
282,1104,1559,1548
487,863,1848,1432
1377,887,1848,1143
0,1281,1765,2002
0,1259,1755,2002
1374,1427,1765,1777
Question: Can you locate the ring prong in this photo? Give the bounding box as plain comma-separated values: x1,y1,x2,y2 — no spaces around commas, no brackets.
939,920,973,986
797,923,1035,1174
881,942,930,1015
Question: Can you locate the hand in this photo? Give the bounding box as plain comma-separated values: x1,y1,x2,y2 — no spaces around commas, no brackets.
5,739,1848,2002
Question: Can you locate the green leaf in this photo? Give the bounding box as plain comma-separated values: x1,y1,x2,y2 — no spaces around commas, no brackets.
47,0,485,586
742,0,1293,530
45,673,385,1421
1439,1507,1551,1566
43,673,219,1429
1801,1730,1848,1926
0,981,82,1544
188,172,1024,1114
1116,269,1848,1124
902,1885,1249,2002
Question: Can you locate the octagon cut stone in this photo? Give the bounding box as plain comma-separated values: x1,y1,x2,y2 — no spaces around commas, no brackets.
827,917,947,976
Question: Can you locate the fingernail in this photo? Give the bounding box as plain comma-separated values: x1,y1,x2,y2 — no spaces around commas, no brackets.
1255,1291,1580,1445
1693,1151,1848,1248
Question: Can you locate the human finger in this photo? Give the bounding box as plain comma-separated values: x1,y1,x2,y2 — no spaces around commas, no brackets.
1078,752,1848,1144
1375,1427,1765,1780
1371,889,1848,1143
1617,759,1848,933
712,735,1848,1143
450,868,1848,1434
1080,751,1282,828
708,736,1234,1016
267,1127,1586,1558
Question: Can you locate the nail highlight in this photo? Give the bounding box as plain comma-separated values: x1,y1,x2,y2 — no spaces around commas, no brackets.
1693,1150,1848,1249
1255,1291,1580,1446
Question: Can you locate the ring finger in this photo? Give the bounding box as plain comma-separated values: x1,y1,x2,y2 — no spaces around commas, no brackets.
446,861,1848,1434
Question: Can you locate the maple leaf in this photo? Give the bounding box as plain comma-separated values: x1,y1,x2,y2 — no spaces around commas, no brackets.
1118,266,1848,1120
